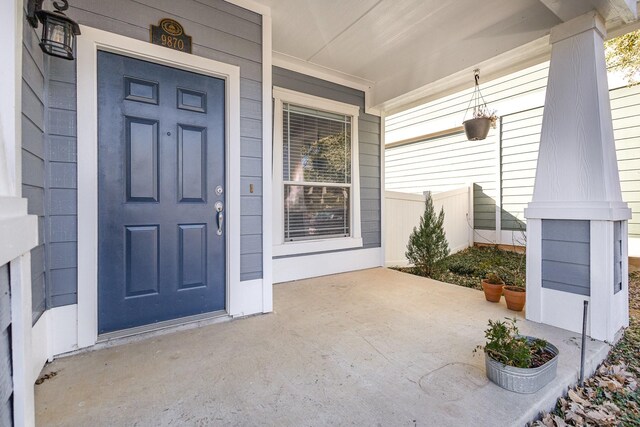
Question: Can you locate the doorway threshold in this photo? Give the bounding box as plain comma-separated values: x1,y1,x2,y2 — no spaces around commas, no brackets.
96,310,230,347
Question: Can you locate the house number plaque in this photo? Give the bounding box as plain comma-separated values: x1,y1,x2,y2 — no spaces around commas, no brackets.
150,19,192,53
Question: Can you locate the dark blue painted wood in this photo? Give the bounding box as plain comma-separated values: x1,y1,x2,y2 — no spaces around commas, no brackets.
98,52,226,333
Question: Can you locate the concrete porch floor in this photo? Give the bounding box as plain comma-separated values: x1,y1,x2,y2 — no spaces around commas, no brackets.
35,268,610,426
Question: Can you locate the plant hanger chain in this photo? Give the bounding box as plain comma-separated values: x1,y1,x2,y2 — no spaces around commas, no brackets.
463,69,490,122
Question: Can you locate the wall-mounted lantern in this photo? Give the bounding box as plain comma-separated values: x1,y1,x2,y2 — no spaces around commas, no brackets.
27,0,81,60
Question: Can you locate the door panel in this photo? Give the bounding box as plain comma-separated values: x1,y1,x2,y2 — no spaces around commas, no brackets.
178,224,207,289
178,125,207,202
97,51,226,334
125,226,159,297
126,117,159,202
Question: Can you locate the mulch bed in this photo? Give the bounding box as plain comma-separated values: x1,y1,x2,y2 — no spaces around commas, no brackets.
391,246,526,289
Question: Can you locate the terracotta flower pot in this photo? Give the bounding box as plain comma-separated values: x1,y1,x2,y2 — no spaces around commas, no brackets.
481,280,504,303
503,286,526,311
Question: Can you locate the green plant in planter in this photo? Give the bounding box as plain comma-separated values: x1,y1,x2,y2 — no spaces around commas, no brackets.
484,272,504,285
499,270,526,290
475,318,547,368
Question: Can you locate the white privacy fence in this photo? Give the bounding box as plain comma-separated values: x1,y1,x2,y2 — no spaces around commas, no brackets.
384,186,474,267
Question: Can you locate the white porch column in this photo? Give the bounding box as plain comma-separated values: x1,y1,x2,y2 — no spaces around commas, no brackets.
1,0,38,426
525,11,631,343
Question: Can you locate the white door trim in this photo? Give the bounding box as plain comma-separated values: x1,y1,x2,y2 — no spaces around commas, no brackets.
76,26,241,348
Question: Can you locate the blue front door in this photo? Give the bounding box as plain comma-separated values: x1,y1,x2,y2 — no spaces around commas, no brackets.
97,51,226,334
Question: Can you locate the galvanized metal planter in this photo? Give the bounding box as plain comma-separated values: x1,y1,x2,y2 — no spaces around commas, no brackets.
485,337,559,394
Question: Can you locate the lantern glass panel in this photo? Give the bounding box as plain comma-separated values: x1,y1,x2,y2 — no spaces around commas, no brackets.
48,21,66,44
40,14,74,59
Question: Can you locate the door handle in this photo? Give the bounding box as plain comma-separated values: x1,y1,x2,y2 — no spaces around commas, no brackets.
215,201,224,235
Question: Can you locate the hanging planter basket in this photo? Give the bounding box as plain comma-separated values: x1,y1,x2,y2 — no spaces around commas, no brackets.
462,69,497,141
463,117,491,141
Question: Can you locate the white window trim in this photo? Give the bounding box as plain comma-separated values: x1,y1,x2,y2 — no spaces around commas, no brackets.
272,87,362,257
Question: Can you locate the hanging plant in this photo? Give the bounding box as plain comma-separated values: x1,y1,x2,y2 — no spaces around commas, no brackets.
462,69,498,141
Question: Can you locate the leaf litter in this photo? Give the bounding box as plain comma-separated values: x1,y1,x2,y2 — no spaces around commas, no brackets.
531,273,640,426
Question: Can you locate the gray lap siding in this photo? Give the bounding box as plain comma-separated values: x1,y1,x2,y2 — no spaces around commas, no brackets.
21,0,47,322
39,0,264,310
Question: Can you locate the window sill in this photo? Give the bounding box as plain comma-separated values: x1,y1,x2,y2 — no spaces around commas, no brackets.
273,237,363,257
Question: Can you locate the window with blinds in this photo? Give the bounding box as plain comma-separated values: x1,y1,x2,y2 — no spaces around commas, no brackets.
282,103,352,241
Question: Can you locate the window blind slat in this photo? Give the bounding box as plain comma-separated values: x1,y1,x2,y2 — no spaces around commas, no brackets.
284,184,350,241
282,103,353,241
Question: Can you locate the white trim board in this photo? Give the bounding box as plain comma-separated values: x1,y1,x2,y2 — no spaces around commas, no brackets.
10,253,35,427
76,26,246,349
30,312,50,382
30,304,79,379
261,11,274,313
379,111,387,267
272,52,380,116
226,0,274,313
47,303,233,358
0,0,22,197
0,198,38,266
273,248,384,283
538,289,592,336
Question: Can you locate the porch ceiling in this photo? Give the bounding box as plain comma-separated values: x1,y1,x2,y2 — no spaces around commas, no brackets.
257,0,639,113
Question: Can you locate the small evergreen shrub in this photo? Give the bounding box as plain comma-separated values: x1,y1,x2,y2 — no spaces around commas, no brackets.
405,192,449,277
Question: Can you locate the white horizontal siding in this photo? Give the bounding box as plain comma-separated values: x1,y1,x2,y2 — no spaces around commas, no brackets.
386,59,640,240
385,62,550,145
499,86,640,236
613,86,640,237
500,108,542,231
385,129,497,230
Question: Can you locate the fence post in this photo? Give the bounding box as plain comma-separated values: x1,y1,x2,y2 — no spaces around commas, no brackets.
468,183,474,248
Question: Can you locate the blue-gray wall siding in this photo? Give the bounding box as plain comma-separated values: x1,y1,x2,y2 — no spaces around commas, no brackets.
541,220,591,296
47,58,78,306
0,264,12,426
39,0,264,308
272,66,382,250
21,2,47,323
